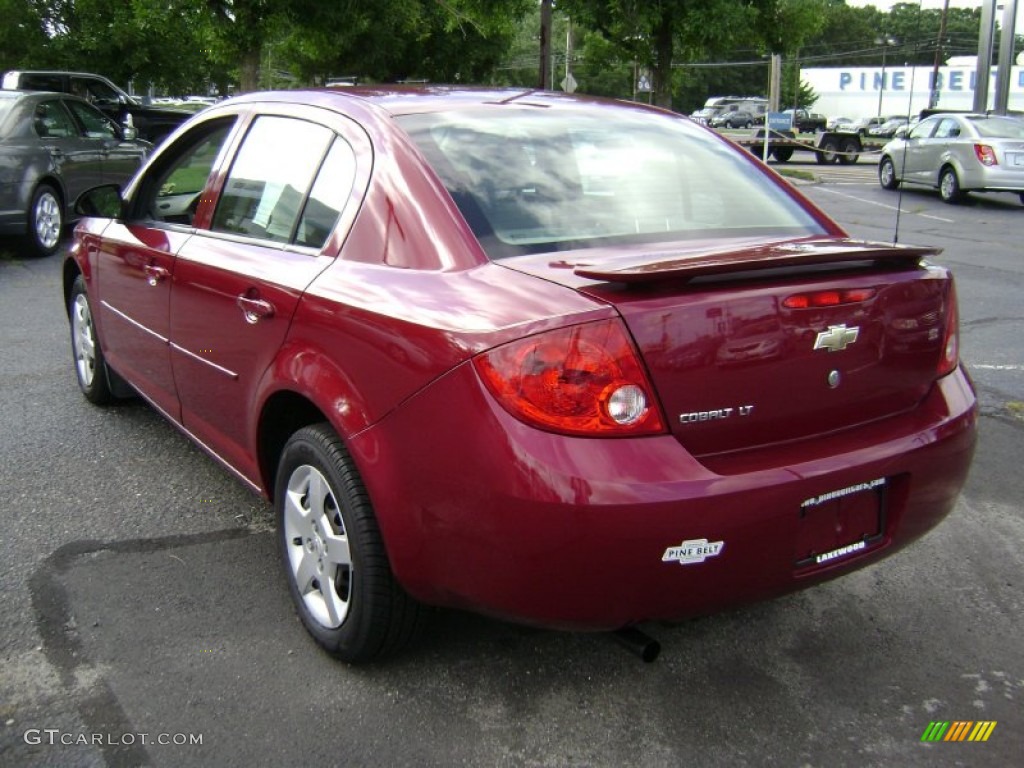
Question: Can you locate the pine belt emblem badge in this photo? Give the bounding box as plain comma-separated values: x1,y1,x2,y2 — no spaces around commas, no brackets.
813,324,859,352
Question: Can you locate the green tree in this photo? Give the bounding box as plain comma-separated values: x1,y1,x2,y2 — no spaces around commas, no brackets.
0,1,48,72
555,0,836,109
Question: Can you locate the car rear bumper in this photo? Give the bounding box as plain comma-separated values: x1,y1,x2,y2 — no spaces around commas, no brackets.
961,165,1024,193
0,183,29,235
351,363,977,630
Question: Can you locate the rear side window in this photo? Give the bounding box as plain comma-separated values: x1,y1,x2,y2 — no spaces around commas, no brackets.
34,100,77,138
399,108,826,259
294,139,356,248
21,74,65,91
212,115,354,248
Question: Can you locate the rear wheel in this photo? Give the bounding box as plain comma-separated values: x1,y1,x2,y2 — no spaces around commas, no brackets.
879,157,899,190
276,423,426,663
27,183,63,257
819,138,839,164
939,166,963,204
838,138,860,165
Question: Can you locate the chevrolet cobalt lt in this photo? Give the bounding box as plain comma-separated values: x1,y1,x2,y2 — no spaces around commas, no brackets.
64,88,977,662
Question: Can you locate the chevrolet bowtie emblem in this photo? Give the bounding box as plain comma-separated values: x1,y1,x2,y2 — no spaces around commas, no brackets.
813,324,860,352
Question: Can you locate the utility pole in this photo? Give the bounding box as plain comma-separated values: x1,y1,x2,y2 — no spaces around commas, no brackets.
974,0,997,112
994,0,1020,113
539,0,553,90
768,54,782,112
929,0,950,109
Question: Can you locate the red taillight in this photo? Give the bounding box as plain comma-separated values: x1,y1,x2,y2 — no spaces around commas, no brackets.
783,288,877,309
474,319,666,437
973,144,998,166
938,282,960,377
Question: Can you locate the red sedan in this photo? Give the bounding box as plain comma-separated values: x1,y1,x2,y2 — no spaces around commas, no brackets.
64,87,977,662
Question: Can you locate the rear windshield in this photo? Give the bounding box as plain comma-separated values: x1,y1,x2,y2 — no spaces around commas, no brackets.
0,96,17,130
398,107,827,259
968,115,1024,139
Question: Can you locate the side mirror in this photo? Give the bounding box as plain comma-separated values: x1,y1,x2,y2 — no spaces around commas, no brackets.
122,113,137,141
894,126,908,139
75,185,125,219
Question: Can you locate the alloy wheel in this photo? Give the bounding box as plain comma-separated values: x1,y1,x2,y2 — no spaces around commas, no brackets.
71,294,97,388
282,464,353,629
33,189,62,251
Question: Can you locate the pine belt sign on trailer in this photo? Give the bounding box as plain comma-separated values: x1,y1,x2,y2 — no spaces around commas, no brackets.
766,112,793,132
763,112,792,162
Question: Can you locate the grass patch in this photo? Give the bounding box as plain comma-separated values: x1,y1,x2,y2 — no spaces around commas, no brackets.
777,169,816,182
1007,401,1024,421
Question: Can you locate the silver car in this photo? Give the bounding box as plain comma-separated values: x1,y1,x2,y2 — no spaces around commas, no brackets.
0,90,149,255
878,113,1024,205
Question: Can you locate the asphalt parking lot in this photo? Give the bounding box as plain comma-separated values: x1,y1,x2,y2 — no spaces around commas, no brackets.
1,173,1021,767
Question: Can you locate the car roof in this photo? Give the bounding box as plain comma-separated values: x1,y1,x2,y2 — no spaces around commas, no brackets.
0,89,92,104
221,86,653,119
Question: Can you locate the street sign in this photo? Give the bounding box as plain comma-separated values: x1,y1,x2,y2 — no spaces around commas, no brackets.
637,68,652,93
561,73,577,93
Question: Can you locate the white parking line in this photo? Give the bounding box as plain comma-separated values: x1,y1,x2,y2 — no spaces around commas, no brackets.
971,363,1024,371
816,187,955,223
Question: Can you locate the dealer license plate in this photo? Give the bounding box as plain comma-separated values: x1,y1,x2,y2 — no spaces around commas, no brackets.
795,478,886,568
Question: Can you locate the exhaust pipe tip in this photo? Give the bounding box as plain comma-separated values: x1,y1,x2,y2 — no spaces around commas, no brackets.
613,626,661,663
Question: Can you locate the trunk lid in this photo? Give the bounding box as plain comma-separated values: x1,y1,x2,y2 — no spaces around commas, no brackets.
501,237,953,457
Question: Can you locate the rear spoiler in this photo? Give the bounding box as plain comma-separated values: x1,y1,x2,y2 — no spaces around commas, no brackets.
573,239,938,284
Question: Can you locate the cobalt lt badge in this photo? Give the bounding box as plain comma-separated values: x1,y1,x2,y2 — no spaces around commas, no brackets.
813,324,859,352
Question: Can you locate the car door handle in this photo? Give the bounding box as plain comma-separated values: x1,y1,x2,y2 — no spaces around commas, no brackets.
236,295,275,324
144,264,170,286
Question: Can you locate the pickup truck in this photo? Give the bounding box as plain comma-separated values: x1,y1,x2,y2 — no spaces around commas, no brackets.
784,108,827,133
1,70,192,144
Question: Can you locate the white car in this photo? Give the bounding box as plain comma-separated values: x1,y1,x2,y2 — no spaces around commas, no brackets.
878,113,1024,205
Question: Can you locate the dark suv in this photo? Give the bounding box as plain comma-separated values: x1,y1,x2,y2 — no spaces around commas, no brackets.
1,70,191,144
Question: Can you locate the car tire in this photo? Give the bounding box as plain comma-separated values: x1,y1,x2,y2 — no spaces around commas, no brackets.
276,423,426,663
838,138,860,165
69,275,115,405
771,147,794,163
939,166,963,204
820,138,839,164
27,183,63,257
879,157,899,190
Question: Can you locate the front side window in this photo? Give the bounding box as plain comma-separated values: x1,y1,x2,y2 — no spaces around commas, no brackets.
212,116,333,243
908,119,937,140
400,108,826,259
136,119,235,225
64,99,117,139
74,77,121,105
